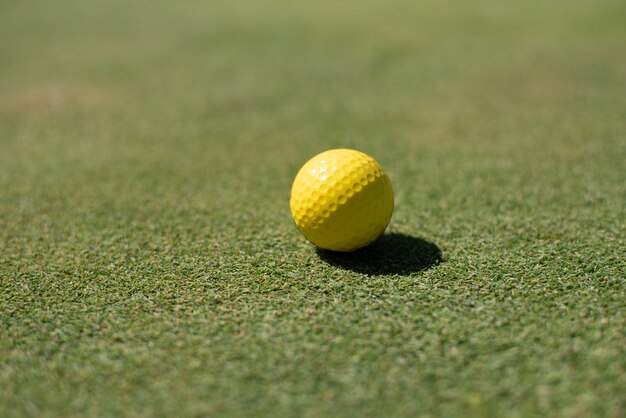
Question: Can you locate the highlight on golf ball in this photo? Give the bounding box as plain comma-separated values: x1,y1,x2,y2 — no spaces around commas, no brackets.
290,149,394,252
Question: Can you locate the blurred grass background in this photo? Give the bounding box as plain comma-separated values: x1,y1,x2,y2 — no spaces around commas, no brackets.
1,0,625,417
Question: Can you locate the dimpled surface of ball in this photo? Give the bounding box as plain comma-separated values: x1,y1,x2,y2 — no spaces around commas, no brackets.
290,149,394,251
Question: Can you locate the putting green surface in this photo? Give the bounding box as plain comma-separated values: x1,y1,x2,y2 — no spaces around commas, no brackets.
1,0,625,416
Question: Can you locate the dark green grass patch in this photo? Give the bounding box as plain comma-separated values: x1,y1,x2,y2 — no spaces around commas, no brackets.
1,0,625,417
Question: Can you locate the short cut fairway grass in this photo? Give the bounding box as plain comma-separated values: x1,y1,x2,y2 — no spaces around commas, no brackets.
1,0,625,417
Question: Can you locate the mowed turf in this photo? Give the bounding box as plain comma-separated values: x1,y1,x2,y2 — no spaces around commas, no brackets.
1,0,625,417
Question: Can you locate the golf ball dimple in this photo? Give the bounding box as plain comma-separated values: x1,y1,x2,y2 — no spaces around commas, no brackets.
290,149,394,251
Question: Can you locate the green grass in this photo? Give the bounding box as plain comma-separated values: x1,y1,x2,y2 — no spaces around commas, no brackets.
1,0,625,416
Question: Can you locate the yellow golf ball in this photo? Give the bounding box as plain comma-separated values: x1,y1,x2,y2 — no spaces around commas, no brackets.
290,149,394,251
